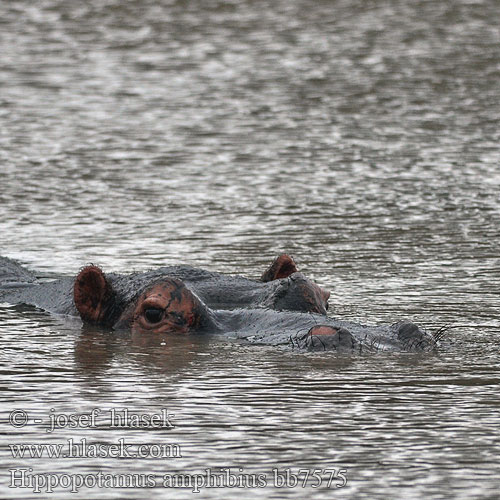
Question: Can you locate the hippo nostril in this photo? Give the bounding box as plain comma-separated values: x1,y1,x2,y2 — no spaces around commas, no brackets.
144,307,164,324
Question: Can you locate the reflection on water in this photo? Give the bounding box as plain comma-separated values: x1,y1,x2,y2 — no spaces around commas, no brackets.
1,0,500,498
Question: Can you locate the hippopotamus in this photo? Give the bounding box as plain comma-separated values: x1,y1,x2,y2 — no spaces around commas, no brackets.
0,254,329,314
0,255,436,352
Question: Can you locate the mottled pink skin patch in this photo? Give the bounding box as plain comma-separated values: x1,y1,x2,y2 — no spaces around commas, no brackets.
308,325,338,336
122,280,202,334
298,281,331,314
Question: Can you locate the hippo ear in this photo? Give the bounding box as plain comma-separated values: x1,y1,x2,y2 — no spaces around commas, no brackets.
74,265,115,325
261,254,298,282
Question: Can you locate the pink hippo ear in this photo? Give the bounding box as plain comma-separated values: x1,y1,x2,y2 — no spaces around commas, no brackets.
74,265,115,324
261,254,298,282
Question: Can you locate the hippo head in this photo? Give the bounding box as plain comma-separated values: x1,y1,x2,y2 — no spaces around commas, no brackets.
262,273,330,314
73,266,211,334
261,254,330,314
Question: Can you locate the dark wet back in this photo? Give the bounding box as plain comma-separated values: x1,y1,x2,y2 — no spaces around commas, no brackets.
171,270,329,313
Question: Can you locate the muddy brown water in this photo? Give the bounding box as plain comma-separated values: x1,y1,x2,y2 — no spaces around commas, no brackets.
1,1,500,498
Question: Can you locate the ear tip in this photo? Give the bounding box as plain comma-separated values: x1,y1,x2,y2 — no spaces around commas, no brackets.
77,263,104,274
75,264,106,284
277,253,296,265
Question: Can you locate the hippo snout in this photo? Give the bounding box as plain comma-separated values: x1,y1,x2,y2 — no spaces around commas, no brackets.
397,321,435,351
293,325,356,352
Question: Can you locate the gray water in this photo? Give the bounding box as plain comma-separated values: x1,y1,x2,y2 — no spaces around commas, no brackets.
1,0,500,498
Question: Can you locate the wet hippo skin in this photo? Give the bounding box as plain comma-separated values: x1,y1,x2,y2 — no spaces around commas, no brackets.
0,255,436,352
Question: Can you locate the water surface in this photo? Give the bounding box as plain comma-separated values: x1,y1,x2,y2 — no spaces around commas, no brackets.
1,1,500,498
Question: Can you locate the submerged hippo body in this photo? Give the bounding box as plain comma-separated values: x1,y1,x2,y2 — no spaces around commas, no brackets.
0,256,436,352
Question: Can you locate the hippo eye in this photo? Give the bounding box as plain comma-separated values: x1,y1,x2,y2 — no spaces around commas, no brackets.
167,312,186,325
144,308,164,324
